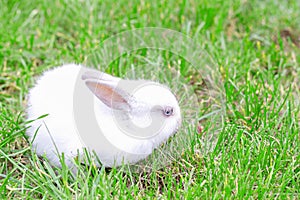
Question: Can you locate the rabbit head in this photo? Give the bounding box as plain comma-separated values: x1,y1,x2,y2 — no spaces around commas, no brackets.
83,72,182,146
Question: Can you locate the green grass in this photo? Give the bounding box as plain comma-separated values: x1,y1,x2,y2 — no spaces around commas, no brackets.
1,0,300,199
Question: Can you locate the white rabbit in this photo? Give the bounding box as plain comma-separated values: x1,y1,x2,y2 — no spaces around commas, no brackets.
26,64,181,170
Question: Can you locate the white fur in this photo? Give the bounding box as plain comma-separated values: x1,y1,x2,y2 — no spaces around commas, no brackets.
26,64,181,169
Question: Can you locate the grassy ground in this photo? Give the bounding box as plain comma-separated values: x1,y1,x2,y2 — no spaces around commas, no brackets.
1,0,300,199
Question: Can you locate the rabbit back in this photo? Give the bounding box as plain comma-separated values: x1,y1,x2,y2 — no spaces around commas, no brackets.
26,64,84,167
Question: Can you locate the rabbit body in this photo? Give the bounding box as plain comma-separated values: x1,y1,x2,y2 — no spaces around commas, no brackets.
26,64,181,169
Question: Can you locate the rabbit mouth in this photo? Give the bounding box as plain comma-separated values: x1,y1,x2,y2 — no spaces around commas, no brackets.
173,118,182,134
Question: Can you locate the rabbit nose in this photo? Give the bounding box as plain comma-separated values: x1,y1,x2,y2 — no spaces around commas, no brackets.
177,118,182,129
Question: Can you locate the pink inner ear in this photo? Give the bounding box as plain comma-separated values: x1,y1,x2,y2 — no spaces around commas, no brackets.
85,81,129,110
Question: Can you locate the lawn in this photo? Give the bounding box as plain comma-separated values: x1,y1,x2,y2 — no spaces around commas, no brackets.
0,0,299,199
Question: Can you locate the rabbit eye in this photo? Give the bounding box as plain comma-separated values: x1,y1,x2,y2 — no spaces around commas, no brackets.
163,106,174,116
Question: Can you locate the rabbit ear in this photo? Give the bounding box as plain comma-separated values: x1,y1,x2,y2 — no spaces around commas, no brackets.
81,69,120,82
85,80,131,111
